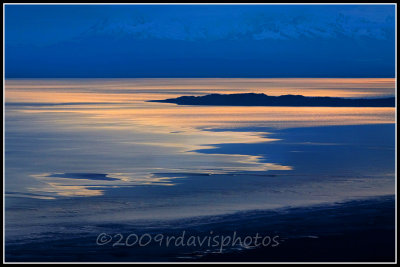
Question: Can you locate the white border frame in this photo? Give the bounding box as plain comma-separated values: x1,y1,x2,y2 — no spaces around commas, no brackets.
2,2,397,264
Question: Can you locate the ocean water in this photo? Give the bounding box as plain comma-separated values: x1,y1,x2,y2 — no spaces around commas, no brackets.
4,78,396,260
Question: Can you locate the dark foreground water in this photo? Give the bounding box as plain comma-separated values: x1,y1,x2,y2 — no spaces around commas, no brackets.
5,196,395,262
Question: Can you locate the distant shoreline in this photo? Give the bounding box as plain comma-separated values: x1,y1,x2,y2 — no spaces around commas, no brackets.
150,93,395,107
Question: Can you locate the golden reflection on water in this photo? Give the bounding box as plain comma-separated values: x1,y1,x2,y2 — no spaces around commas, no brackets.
5,78,395,129
15,103,395,130
5,78,396,198
5,78,395,102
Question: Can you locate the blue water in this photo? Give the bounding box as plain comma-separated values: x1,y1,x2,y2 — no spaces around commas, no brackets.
4,78,396,261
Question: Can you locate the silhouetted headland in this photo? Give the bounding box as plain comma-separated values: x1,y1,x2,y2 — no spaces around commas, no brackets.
150,93,395,107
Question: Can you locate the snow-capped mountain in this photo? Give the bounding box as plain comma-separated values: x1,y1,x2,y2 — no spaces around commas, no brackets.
81,9,394,41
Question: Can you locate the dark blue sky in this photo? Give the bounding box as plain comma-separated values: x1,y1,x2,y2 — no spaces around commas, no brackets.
5,4,396,78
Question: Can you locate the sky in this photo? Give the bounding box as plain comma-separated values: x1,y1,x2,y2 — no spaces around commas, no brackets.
4,4,396,78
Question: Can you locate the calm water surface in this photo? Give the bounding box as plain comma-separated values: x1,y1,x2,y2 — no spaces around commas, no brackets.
5,78,396,243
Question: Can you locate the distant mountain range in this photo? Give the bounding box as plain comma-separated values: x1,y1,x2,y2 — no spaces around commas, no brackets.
5,6,395,78
81,7,394,42
150,93,395,107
